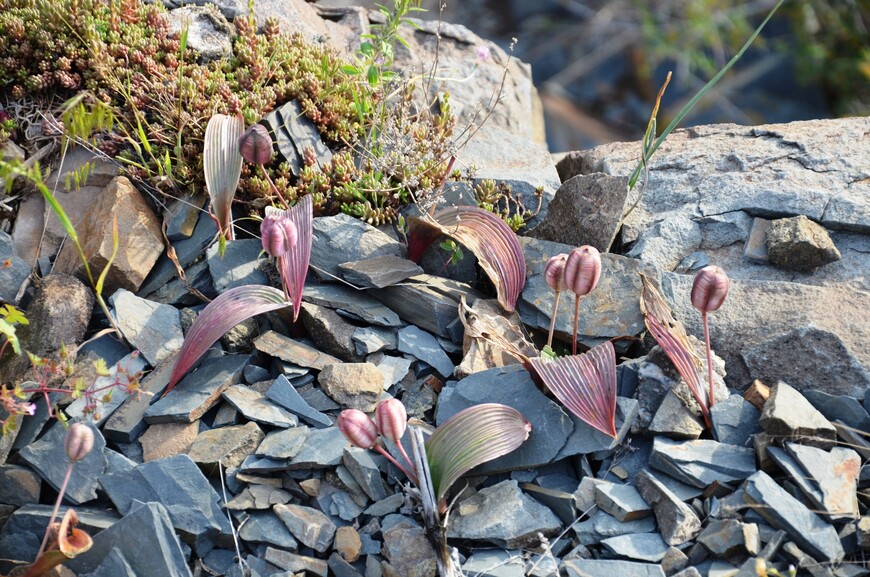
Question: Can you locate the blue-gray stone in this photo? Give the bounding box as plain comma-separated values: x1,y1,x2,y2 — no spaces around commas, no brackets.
163,193,207,242
369,354,413,389
300,386,340,412
353,326,398,355
110,289,184,366
635,469,702,546
266,375,332,428
397,325,454,378
67,502,191,577
337,255,423,289
650,437,756,489
65,351,148,426
742,470,844,562
99,455,232,541
463,550,525,577
521,483,576,525
289,426,348,469
201,549,237,577
601,533,669,562
803,390,870,433
594,482,651,522
77,547,137,577
222,384,297,428
18,421,107,505
711,394,761,447
244,364,271,384
311,213,404,278
343,447,388,502
563,559,666,577
435,365,573,473
0,465,40,506
304,283,402,327
145,258,215,306
364,493,404,516
207,238,270,293
239,454,289,473
0,231,31,303
330,490,365,521
103,357,175,443
573,509,658,546
256,426,310,459
238,511,299,550
273,502,336,553
556,397,638,458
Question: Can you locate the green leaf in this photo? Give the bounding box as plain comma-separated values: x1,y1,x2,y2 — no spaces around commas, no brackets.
0,318,21,355
341,64,361,76
360,42,374,57
426,403,531,502
0,305,28,326
94,215,119,298
367,65,380,86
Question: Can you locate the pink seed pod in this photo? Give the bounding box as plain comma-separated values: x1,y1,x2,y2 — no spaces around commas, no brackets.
375,398,407,443
238,123,273,165
544,253,569,292
564,245,602,297
691,265,730,313
260,209,298,257
64,423,94,463
337,409,378,449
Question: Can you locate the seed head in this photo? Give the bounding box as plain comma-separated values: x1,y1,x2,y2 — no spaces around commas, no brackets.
691,266,729,313
260,208,298,257
564,246,602,297
544,253,569,292
338,409,378,449
239,123,273,165
375,398,407,443
65,423,94,463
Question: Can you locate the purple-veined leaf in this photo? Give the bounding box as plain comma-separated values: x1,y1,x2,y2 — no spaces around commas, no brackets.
408,207,525,312
425,403,531,502
639,273,710,426
204,114,244,240
165,285,288,393
274,194,313,321
529,341,618,438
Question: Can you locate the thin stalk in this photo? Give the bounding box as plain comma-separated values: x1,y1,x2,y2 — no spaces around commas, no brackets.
394,440,416,480
374,444,418,485
572,295,585,356
546,291,562,349
35,461,73,559
259,165,290,210
702,311,715,410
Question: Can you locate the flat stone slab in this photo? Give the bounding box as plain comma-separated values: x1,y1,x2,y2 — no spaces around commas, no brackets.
635,469,701,546
238,511,298,550
187,421,264,472
266,375,332,428
222,385,298,428
601,532,669,563
145,354,250,423
337,255,423,288
397,325,454,379
273,503,336,553
311,213,405,278
253,330,341,370
288,426,348,469
256,427,310,460
760,381,836,448
103,358,175,443
564,558,666,577
206,238,270,293
303,283,402,326
710,394,761,447
649,437,756,489
594,482,651,522
110,289,184,366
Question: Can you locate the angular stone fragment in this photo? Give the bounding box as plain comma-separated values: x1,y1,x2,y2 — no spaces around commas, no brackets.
647,389,705,439
563,559,666,577
55,176,163,293
744,217,772,263
397,325,454,378
65,352,148,426
522,484,577,526
206,238,270,293
0,231,30,304
137,210,218,296
335,525,363,563
318,362,384,411
265,375,331,428
448,480,562,548
265,547,328,577
255,427,309,460
635,469,701,546
225,484,291,510
337,255,423,288
187,421,264,473
353,326,398,356
253,330,340,370
273,503,336,553
145,354,249,423
221,384,297,428
103,358,175,442
649,437,756,489
303,283,402,326
594,482,651,522
110,289,184,366
343,448,388,502
600,533,669,563
462,550,525,577
299,302,363,361
139,422,198,461
742,470,844,563
0,465,41,506
237,511,298,550
802,390,870,432
711,394,761,447
382,516,437,577
13,275,93,361
311,214,404,278
556,397,639,458
288,426,348,469
767,215,841,272
759,381,836,448
698,519,760,558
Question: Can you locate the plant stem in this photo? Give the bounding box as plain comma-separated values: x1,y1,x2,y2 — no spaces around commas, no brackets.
572,295,583,356
547,291,562,350
260,165,290,210
374,445,418,485
702,311,715,410
35,462,73,559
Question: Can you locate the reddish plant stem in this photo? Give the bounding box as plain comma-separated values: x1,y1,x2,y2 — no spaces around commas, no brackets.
35,461,73,559
260,165,290,210
572,295,584,356
702,311,715,410
374,445,418,485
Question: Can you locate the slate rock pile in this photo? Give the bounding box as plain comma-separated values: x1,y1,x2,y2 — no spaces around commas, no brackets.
1,1,870,576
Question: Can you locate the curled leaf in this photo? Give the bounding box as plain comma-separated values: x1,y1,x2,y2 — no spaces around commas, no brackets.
204,114,245,240
426,403,531,502
408,206,526,312
529,341,618,438
165,285,288,393
274,194,313,321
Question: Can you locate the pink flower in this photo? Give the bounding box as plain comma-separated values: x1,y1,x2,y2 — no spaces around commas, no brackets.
23,403,37,416
476,44,492,64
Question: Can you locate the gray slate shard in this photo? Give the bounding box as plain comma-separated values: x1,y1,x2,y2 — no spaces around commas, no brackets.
163,193,207,242
600,533,669,563
635,469,702,547
759,381,837,449
522,483,577,526
0,231,31,303
518,237,658,347
145,354,249,423
328,552,365,577
273,502,336,553
556,397,638,458
110,289,184,366
353,326,398,355
238,511,299,550
303,283,402,326
288,426,348,469
265,547,328,577
563,558,666,577
337,255,423,288
574,509,657,546
256,426,309,459
222,384,298,428
65,351,148,426
711,394,761,447
364,493,404,516
99,455,232,541
77,547,137,577
67,502,191,577
649,437,756,489
697,519,760,558
0,464,40,506
261,99,332,176
435,365,573,473
206,238,270,293
343,447,388,502
802,390,870,433
311,213,404,278
243,364,271,384
742,470,845,563
462,550,525,577
142,258,215,307
254,330,341,370
266,375,332,428
103,357,175,442
447,480,562,548
18,421,107,505
594,482,651,522
647,389,704,440
397,325,454,378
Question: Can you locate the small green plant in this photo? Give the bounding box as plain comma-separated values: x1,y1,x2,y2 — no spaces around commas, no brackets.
0,304,28,358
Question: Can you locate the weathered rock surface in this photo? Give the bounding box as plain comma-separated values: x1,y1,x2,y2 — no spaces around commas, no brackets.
759,381,837,448
110,289,184,366
635,469,702,546
311,214,405,278
767,215,842,272
165,5,232,62
318,362,383,411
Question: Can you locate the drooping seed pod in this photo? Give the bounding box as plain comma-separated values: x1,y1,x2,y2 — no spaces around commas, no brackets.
691,266,730,313
564,246,602,297
238,123,273,165
64,423,94,463
337,409,378,449
375,398,407,443
260,208,298,257
544,253,569,292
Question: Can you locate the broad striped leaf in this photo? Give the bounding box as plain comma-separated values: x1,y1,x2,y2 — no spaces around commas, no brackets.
426,403,531,502
409,207,525,311
274,195,313,321
203,114,244,240
530,341,618,438
639,273,710,425
165,285,288,393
